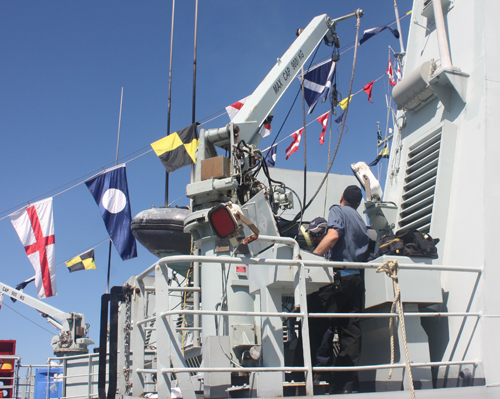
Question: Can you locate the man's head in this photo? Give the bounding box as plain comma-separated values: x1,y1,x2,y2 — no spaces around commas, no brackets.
341,185,363,209
307,217,328,246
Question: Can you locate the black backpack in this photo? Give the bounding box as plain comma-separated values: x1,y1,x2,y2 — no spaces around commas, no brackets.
370,229,440,259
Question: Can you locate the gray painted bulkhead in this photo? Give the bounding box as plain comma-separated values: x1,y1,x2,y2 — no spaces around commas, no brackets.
380,0,500,391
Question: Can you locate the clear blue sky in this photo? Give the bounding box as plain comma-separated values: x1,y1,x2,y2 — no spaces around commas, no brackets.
0,1,412,365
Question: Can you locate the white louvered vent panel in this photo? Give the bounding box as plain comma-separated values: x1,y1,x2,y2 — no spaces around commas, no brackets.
403,166,438,193
405,154,439,182
398,130,442,233
400,195,435,217
405,159,439,185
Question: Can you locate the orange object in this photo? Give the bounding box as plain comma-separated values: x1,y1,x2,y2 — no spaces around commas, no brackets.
0,360,12,370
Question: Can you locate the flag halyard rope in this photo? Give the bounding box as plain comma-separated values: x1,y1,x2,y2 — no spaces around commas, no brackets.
376,259,416,399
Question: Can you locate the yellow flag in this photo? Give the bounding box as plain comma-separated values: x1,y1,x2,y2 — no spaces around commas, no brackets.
339,95,352,111
66,249,96,273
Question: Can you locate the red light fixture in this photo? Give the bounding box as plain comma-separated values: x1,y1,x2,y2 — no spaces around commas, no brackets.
208,204,238,239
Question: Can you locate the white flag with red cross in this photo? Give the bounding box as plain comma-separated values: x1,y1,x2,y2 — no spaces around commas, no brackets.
226,96,271,138
316,111,330,145
285,128,304,160
9,198,56,299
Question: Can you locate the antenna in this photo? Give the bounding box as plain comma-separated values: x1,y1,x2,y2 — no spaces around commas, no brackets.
165,0,176,206
106,87,124,294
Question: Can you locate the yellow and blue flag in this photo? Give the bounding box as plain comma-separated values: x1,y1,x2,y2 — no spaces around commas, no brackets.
368,146,390,167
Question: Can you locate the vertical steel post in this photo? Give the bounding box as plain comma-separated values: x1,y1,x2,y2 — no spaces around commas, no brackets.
432,0,453,68
394,0,406,53
298,262,314,396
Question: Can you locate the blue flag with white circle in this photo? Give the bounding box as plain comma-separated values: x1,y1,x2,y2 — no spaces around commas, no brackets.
262,144,277,167
85,164,137,260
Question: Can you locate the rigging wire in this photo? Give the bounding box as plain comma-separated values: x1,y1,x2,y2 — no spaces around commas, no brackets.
0,10,412,221
0,144,152,221
7,242,110,304
301,65,308,210
262,43,321,167
323,100,335,218
314,8,412,67
0,8,412,358
381,92,393,181
1,301,57,335
290,10,363,226
55,238,110,270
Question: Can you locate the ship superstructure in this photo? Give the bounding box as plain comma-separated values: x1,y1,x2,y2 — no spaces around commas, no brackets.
5,1,500,398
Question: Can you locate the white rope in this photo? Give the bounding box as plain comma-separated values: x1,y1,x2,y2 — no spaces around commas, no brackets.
376,259,416,399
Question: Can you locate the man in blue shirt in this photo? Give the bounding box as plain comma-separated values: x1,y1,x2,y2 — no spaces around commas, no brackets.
312,185,369,394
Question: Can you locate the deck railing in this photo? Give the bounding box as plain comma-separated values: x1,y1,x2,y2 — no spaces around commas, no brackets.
129,236,483,399
4,236,483,399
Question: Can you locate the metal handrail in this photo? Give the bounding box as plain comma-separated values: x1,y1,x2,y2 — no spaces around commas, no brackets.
155,308,482,319
154,359,480,374
148,253,483,274
130,248,483,397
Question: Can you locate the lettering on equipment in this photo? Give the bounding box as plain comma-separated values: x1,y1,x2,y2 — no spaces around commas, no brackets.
272,49,305,96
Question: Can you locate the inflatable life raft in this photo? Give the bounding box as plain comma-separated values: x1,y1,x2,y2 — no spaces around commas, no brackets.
131,206,191,276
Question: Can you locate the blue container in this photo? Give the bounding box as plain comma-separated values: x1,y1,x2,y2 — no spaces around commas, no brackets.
34,367,63,399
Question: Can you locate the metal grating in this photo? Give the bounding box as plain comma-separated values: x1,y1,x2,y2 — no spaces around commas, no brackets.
398,130,442,233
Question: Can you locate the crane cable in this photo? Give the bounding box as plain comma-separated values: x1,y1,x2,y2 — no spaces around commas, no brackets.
292,10,363,225
0,301,55,335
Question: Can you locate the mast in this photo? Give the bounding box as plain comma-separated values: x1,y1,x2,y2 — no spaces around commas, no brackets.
106,87,124,294
393,0,405,54
191,0,199,186
165,0,176,206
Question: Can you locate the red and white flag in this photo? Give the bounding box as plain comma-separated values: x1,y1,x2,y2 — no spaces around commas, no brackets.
316,111,330,145
285,128,304,160
386,55,397,87
363,80,375,102
394,59,402,83
226,96,271,138
9,198,56,299
0,293,3,310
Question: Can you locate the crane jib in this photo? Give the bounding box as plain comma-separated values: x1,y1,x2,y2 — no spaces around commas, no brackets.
273,49,305,95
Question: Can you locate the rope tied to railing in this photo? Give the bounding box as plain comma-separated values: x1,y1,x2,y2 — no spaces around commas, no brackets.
376,259,416,399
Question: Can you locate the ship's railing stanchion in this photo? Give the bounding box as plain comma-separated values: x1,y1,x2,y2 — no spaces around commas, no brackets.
297,260,314,396
130,253,483,397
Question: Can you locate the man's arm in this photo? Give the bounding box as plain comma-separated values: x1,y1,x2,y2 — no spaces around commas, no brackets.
313,228,339,256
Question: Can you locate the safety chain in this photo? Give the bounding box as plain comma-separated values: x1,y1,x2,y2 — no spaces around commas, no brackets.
122,293,133,395
376,259,416,399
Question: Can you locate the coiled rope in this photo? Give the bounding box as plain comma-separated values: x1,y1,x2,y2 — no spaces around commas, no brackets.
376,259,416,399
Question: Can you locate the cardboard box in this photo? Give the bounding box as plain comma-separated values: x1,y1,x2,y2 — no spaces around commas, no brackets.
201,155,230,181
